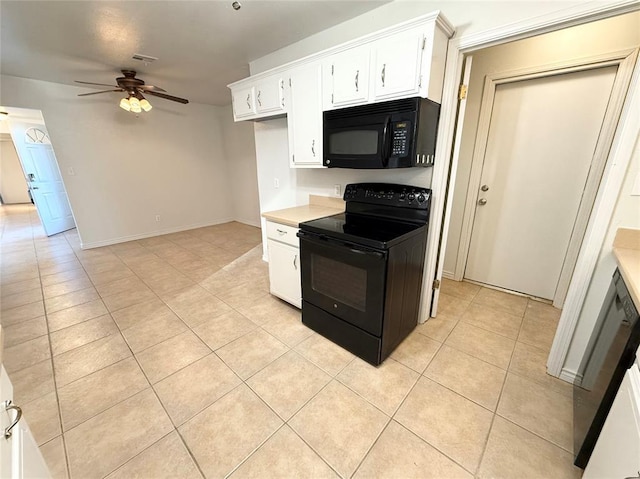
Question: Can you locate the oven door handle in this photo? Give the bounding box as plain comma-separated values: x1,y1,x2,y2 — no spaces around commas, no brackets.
297,231,386,259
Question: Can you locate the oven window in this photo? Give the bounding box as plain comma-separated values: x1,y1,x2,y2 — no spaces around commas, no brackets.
311,254,367,311
329,130,379,155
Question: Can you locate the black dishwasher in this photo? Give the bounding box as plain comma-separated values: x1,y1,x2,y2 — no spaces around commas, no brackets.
573,268,640,468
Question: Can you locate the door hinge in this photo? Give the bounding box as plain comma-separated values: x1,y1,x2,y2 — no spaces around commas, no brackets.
331,64,334,75
459,84,468,100
422,37,427,50
432,279,440,290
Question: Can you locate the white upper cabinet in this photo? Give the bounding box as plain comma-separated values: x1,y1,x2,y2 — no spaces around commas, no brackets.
255,76,286,114
325,46,370,108
287,63,323,167
372,29,425,101
231,85,255,119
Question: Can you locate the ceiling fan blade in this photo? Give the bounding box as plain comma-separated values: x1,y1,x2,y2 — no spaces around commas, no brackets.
145,90,189,104
138,85,167,93
75,80,120,88
77,89,123,96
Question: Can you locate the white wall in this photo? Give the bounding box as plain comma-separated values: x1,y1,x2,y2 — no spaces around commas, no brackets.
219,105,261,227
563,138,640,375
443,11,640,276
0,138,30,204
0,75,239,247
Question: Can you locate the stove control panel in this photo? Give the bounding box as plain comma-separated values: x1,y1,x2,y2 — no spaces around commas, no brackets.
343,183,431,209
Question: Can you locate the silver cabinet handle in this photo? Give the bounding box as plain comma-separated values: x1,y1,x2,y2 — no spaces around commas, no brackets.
481,184,489,192
257,90,262,107
3,400,22,439
293,254,298,270
355,70,359,92
276,229,287,235
478,198,487,206
311,140,315,157
246,94,251,108
31,186,39,190
381,64,386,87
280,80,285,108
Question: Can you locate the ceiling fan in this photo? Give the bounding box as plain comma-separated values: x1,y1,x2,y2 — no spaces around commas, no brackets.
75,70,189,112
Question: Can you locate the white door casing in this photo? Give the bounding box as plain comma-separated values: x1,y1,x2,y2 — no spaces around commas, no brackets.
8,123,75,236
463,64,617,301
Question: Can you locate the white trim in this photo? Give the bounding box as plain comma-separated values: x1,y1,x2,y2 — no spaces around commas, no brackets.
234,217,262,228
547,52,640,377
458,0,640,51
560,368,582,384
80,217,236,249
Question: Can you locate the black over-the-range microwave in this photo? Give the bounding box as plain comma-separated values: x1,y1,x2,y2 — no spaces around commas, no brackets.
323,97,441,169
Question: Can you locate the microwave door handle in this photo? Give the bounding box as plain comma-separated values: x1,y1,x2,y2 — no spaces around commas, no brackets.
381,116,391,167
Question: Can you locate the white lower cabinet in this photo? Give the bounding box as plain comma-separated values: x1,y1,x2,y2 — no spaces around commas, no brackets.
584,366,640,479
1,366,51,479
266,221,301,308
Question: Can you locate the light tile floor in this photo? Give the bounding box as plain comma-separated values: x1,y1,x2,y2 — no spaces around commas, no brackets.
0,204,583,478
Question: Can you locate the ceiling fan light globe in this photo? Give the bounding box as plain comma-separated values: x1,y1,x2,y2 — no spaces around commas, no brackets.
130,104,142,113
129,97,140,109
140,99,152,112
119,98,131,111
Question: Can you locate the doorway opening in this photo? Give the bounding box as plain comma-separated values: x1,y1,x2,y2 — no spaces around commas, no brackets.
0,106,76,236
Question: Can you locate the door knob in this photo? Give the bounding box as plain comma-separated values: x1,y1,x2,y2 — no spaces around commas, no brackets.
478,198,487,205
481,185,489,192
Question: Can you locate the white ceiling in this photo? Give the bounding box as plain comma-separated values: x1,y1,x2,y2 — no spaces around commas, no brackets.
1,1,390,106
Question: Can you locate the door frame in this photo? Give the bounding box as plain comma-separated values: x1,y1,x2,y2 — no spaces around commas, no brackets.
452,49,638,307
422,0,640,379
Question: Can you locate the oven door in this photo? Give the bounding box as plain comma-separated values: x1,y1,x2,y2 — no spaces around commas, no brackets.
298,231,387,336
323,116,390,168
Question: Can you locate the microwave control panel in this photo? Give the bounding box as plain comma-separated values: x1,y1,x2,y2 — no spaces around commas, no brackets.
391,122,410,157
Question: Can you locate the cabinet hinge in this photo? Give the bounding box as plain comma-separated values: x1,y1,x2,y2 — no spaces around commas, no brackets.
331,94,334,103
432,279,440,290
422,37,427,50
418,75,422,88
292,154,295,162
458,84,468,100
331,64,334,75
289,78,292,87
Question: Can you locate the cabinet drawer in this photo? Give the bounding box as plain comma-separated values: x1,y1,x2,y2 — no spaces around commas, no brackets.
266,221,299,247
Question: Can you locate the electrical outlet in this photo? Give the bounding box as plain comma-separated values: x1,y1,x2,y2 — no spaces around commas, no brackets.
334,184,341,196
155,215,161,222
274,178,280,189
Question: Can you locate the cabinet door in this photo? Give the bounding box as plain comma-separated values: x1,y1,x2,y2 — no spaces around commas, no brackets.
1,366,51,479
372,31,425,101
267,240,301,308
256,77,285,114
330,47,370,107
288,63,323,167
232,86,256,119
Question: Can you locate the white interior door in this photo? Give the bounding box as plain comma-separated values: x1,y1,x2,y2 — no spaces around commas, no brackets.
9,123,75,236
465,66,617,300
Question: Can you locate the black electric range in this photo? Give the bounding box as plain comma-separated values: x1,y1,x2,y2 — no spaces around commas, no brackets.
297,183,431,365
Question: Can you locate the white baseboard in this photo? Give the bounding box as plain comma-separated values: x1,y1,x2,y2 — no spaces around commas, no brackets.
442,270,455,280
80,217,235,249
235,217,262,228
558,367,581,385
